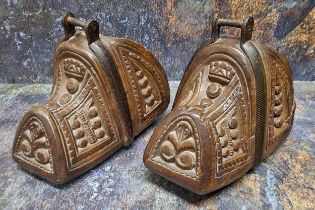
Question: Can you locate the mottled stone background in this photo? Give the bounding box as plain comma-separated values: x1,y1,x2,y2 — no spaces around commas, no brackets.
0,0,314,83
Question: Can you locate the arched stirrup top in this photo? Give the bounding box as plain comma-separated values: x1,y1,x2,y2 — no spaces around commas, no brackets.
143,14,295,195
210,14,254,46
62,12,100,44
12,12,170,185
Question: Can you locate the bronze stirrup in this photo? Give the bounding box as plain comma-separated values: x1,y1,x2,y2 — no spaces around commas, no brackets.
144,14,295,195
12,12,170,185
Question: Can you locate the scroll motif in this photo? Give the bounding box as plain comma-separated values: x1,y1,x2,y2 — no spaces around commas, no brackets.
177,71,202,108
150,116,200,179
14,117,53,173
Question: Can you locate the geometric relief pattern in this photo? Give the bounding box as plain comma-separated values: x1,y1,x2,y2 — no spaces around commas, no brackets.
214,97,249,177
65,96,112,155
119,46,163,122
208,60,236,84
189,59,251,177
49,57,118,170
63,58,87,80
268,54,292,149
14,117,53,173
177,71,202,108
150,116,200,180
273,82,284,129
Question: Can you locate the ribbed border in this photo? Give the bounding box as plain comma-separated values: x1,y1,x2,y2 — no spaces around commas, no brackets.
242,43,267,166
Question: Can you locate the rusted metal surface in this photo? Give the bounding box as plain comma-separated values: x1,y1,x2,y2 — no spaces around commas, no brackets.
144,15,295,194
0,0,314,83
11,13,170,185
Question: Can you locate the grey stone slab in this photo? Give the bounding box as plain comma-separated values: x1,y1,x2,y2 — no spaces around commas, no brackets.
0,81,314,209
0,1,314,83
